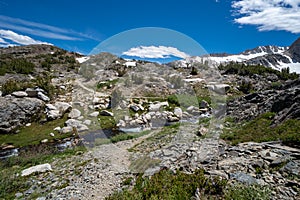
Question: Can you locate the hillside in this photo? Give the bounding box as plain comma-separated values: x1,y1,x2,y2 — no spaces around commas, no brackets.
0,44,299,199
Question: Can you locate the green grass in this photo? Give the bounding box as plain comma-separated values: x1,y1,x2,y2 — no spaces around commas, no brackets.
94,130,152,146
221,112,300,146
111,130,151,143
225,184,271,200
106,169,227,200
98,115,116,129
0,115,73,148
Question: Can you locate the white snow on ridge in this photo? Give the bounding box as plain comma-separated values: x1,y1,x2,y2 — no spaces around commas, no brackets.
209,52,268,64
277,62,300,74
76,56,90,63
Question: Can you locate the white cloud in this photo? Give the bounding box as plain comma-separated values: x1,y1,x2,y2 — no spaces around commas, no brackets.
0,37,7,44
122,46,190,59
0,15,99,41
0,29,51,46
232,0,300,33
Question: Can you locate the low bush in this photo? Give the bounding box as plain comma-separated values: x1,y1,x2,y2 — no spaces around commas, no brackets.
106,169,227,200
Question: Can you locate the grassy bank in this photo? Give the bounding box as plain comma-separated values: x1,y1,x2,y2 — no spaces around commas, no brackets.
221,112,300,147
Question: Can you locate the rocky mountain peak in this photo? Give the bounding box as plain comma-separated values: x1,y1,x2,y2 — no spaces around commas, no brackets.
288,37,300,62
242,45,288,56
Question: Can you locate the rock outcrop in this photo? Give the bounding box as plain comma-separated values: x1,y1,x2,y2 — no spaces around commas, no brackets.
0,96,44,133
227,78,300,123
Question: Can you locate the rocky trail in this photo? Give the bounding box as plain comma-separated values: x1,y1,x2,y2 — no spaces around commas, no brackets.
16,121,298,200
44,130,157,199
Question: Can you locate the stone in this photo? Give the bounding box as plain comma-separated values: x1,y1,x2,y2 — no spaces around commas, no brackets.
54,126,61,132
50,132,55,137
54,102,72,114
15,192,23,198
83,120,92,126
100,110,114,116
21,163,52,176
186,106,196,113
37,92,50,102
64,119,88,132
230,172,257,184
167,116,179,122
41,139,48,143
270,156,291,168
143,166,161,177
68,109,81,119
281,161,300,176
208,170,229,179
77,124,89,132
89,111,99,117
25,123,31,127
0,97,44,133
61,126,73,134
46,104,57,110
174,107,183,118
197,126,208,136
200,100,209,108
12,91,28,98
47,110,60,120
25,88,38,97
36,197,46,200
60,85,66,90
65,119,82,127
117,120,126,127
144,113,151,121
130,105,140,112
149,102,169,111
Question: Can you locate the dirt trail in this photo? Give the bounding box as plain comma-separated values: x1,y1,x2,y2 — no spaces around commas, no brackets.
54,131,156,200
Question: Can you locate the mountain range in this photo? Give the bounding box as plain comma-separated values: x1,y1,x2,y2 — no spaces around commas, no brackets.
169,37,300,74
1,29,300,73
208,37,300,73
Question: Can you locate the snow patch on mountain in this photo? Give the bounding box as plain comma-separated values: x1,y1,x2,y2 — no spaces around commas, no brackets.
76,56,90,63
207,45,300,74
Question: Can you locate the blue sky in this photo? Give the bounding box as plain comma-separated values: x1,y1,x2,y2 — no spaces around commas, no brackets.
0,0,299,56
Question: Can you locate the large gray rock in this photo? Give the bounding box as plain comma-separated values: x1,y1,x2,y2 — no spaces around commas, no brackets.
25,88,38,97
21,163,52,176
46,102,72,120
149,102,169,111
68,109,81,119
174,107,183,118
12,91,28,98
54,102,72,114
0,96,44,133
47,110,60,120
64,119,88,132
227,78,300,124
37,92,50,102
